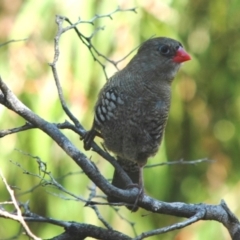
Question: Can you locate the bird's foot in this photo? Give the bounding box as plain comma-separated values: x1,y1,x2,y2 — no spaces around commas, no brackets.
126,183,144,212
81,129,102,150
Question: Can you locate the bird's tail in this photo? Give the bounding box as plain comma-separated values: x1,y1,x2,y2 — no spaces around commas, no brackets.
107,156,140,211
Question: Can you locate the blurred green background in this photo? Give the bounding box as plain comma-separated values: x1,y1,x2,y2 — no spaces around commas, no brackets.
0,0,239,239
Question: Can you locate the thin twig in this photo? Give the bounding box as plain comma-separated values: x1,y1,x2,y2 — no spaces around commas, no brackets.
145,158,215,169
87,184,113,230
0,38,28,47
133,209,206,240
0,169,41,240
63,7,138,79
10,153,87,203
0,122,35,137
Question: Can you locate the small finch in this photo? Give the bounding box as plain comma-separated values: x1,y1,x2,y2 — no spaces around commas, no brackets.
83,37,191,210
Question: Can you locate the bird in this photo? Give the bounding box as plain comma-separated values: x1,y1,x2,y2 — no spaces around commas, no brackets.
83,37,191,210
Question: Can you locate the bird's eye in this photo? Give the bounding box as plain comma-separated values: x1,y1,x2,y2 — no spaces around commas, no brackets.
159,45,170,55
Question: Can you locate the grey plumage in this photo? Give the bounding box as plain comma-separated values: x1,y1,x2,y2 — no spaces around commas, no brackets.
83,37,191,210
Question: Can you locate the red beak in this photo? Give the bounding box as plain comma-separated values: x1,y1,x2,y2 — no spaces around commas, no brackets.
173,47,191,63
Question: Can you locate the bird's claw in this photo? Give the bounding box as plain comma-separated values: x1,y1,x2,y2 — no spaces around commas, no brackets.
126,183,144,212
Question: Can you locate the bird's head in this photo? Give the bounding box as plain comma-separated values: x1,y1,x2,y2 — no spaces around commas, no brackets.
130,37,191,82
137,37,191,63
